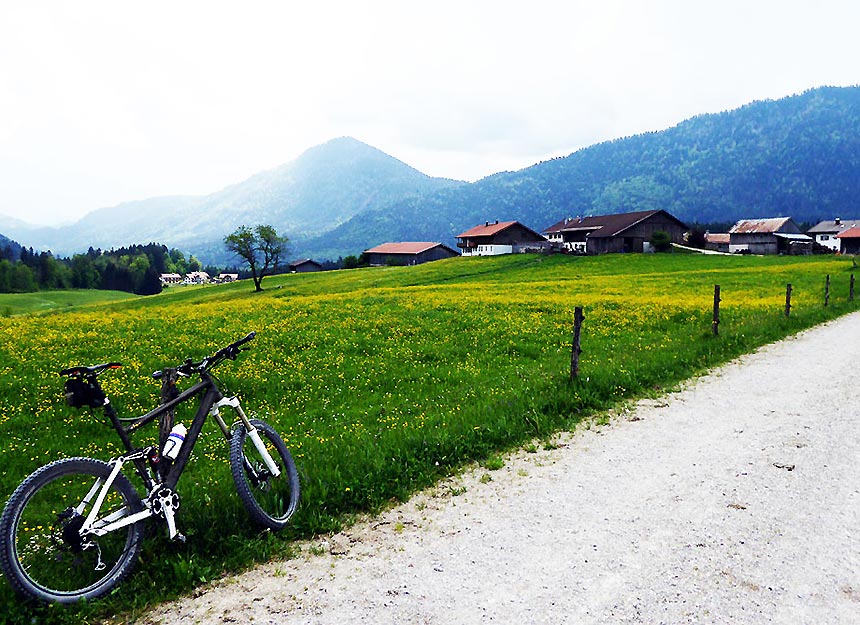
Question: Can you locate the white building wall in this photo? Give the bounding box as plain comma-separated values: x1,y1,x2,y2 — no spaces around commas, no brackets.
815,234,840,252
462,244,514,256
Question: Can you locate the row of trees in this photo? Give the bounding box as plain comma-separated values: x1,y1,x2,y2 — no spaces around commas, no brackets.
0,224,289,295
1,223,329,295
0,244,208,295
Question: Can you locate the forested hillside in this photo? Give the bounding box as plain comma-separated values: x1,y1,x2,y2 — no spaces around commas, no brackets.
0,244,204,295
302,86,860,258
0,234,21,262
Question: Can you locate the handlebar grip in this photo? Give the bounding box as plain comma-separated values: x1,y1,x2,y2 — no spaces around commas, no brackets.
233,331,256,348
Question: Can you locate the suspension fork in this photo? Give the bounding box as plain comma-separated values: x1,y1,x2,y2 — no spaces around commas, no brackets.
209,396,281,476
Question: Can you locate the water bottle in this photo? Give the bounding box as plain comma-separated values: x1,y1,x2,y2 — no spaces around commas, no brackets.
162,423,187,460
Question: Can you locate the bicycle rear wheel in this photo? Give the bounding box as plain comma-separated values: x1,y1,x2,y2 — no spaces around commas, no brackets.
0,457,144,603
229,419,299,530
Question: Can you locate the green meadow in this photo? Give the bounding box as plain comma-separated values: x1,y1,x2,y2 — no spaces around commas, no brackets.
0,252,858,622
0,289,137,317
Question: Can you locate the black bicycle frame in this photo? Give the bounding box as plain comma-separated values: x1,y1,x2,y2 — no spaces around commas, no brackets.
100,373,226,491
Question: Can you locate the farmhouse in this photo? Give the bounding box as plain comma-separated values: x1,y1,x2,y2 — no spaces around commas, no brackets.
543,210,688,254
159,273,182,285
728,217,812,255
184,271,210,284
217,273,239,282
704,232,731,253
456,221,548,256
836,227,860,255
288,258,323,273
807,218,860,252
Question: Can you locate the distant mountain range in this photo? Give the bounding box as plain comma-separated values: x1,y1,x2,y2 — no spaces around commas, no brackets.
1,137,463,264
3,85,859,263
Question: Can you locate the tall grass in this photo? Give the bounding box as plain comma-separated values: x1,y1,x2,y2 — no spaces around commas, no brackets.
0,253,857,622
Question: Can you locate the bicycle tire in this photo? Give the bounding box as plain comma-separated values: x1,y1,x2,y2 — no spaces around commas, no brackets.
229,419,299,530
0,457,145,604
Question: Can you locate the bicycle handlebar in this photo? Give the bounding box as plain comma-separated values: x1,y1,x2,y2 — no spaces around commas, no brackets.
60,363,123,378
152,332,256,380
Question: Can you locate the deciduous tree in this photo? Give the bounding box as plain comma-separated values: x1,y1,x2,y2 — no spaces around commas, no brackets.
224,225,288,291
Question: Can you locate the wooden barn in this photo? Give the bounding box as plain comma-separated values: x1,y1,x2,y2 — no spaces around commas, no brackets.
364,242,459,266
543,210,688,254
728,217,812,255
289,259,323,273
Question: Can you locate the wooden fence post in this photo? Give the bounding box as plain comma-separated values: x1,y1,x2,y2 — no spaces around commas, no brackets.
712,285,721,336
824,274,830,307
851,274,855,301
159,368,179,449
570,306,584,381
785,284,792,318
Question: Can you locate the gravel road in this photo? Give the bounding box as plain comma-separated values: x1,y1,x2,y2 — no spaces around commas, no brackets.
142,311,860,625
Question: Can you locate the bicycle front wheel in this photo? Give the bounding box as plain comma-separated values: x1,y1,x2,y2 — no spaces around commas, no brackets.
0,457,144,604
229,419,299,530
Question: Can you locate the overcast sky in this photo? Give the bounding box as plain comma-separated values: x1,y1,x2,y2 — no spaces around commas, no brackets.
1,1,858,226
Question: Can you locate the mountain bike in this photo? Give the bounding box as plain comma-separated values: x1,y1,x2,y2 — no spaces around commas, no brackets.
0,332,300,604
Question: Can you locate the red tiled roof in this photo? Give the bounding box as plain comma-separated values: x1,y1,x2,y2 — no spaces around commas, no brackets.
365,242,447,255
456,221,519,238
836,226,860,239
457,221,546,240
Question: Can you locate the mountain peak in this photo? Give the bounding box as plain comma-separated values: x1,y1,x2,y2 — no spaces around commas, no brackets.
293,136,421,176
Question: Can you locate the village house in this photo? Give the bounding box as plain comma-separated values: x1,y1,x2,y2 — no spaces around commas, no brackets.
456,221,548,256
806,218,860,252
184,271,210,284
836,227,860,255
543,210,688,255
159,273,182,285
288,259,323,273
217,273,239,282
364,242,459,266
728,217,812,255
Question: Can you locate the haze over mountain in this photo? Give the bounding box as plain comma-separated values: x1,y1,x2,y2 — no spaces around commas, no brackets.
3,86,859,264
2,138,463,263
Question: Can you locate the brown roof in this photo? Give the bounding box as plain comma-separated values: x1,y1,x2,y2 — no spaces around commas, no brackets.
729,217,793,234
544,210,686,239
456,221,519,238
836,226,860,239
365,242,451,255
705,233,731,244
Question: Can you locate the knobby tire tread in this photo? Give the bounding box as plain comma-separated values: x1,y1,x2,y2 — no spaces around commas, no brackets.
0,457,145,604
229,419,300,530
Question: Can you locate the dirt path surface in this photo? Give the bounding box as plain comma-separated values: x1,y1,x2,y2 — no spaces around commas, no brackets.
142,312,860,625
